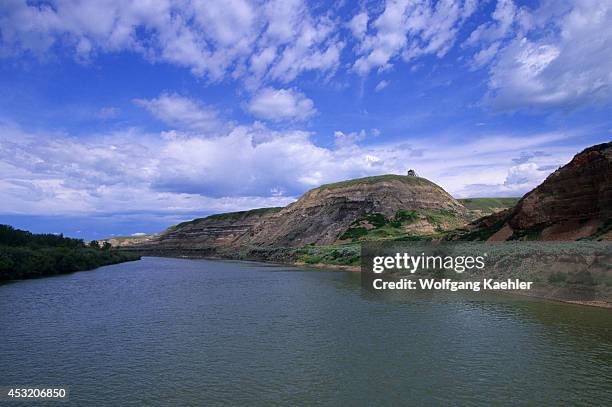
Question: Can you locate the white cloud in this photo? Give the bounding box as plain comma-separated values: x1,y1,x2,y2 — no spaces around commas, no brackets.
247,88,316,121
465,0,520,48
4,0,609,114
334,130,366,148
348,12,368,39
0,120,592,218
504,162,547,187
374,80,389,92
466,0,612,110
134,93,225,133
0,0,342,85
352,0,477,75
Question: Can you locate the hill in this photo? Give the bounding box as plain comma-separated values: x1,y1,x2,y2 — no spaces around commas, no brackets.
459,141,612,241
458,197,520,220
248,175,467,246
133,174,469,253
100,234,156,247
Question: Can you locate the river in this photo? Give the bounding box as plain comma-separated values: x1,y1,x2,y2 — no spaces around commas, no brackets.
1,257,611,406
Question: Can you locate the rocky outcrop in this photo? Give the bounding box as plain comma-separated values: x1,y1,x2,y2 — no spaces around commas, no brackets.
101,234,155,247
142,207,282,251
136,174,468,252
248,175,467,246
461,141,612,241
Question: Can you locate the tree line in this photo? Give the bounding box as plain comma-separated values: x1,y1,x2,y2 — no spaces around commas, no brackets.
0,225,140,281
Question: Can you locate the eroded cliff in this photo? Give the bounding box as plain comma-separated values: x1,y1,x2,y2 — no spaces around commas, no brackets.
460,141,612,241
136,174,469,252
248,175,467,246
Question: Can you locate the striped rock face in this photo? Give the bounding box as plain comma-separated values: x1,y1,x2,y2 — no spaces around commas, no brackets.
464,142,612,241
136,175,469,251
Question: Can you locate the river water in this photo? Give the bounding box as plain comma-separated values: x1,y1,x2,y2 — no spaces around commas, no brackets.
1,257,611,406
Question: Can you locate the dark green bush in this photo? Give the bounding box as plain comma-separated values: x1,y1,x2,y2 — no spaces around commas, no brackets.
339,227,368,241
0,224,140,282
548,272,567,283
394,209,418,223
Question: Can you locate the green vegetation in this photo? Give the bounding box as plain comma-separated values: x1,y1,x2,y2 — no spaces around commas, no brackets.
297,244,360,266
317,174,440,191
354,213,387,227
509,224,547,241
458,197,520,211
459,197,520,221
339,227,368,240
422,208,457,226
459,218,507,241
168,207,283,231
233,243,361,267
393,209,419,224
0,225,140,282
339,208,460,242
548,271,567,284
207,206,283,220
239,240,610,301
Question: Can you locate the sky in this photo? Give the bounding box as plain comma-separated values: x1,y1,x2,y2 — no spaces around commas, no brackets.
0,0,611,239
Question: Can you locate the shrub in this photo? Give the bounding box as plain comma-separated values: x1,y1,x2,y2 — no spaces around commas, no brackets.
394,210,418,223
339,227,368,241
548,271,567,283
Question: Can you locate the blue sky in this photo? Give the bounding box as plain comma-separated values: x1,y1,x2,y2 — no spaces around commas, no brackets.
0,0,611,239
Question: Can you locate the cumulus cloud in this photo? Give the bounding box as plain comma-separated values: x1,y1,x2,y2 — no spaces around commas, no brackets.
334,130,366,148
352,0,477,75
134,93,226,133
247,88,316,121
0,0,342,85
504,162,548,187
465,0,520,48
2,0,609,114
466,0,612,110
0,120,589,219
348,12,368,39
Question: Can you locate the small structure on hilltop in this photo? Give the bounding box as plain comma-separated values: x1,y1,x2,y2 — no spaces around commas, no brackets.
407,169,417,177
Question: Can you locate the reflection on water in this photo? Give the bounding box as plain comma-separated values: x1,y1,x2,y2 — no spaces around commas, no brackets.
1,257,611,406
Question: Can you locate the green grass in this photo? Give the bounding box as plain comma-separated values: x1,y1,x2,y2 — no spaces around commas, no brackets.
339,227,369,240
350,213,387,228
548,271,567,284
458,197,520,211
207,206,283,220
394,209,419,223
339,208,462,242
317,174,441,191
297,244,361,266
168,207,283,231
422,208,458,226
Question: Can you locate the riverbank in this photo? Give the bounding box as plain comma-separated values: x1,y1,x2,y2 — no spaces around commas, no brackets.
0,247,141,282
0,224,142,282
124,245,612,309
